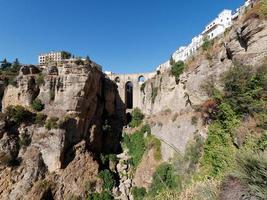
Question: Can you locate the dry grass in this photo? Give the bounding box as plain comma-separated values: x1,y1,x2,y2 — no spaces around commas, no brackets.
151,178,220,200
242,0,267,23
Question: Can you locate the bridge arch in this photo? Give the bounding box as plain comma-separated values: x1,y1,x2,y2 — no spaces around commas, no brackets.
125,81,133,109
114,76,120,83
138,75,145,83
107,71,156,109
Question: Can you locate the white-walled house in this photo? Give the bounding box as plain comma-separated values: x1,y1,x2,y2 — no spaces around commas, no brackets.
156,0,254,72
202,9,232,40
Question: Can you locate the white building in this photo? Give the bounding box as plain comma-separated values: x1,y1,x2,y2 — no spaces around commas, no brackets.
202,9,232,40
38,51,63,64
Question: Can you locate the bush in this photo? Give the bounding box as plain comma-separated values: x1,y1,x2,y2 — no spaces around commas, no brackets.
235,151,267,199
123,130,146,168
146,135,162,161
31,98,44,111
75,59,85,65
140,124,151,135
184,134,204,174
202,37,213,52
222,64,267,116
130,108,144,128
149,163,177,195
170,61,185,84
177,179,219,200
132,187,147,200
191,116,198,126
36,73,45,86
98,170,116,192
6,105,34,125
19,132,31,147
87,191,113,200
35,113,47,126
45,117,59,130
260,0,267,18
201,99,219,125
201,122,236,177
257,132,267,151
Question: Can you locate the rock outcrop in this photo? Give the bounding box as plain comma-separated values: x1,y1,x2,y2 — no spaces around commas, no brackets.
0,62,126,199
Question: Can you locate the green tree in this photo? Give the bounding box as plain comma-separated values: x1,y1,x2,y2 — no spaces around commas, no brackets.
61,51,71,59
1,58,12,69
171,61,185,84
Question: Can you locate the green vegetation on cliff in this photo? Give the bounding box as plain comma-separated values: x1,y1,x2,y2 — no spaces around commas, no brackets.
148,61,267,200
170,59,185,84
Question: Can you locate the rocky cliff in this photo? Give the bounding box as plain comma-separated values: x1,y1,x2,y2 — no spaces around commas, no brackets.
0,61,126,199
138,16,267,161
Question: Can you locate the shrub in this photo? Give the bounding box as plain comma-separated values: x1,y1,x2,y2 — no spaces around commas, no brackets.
61,51,71,59
184,134,204,174
202,37,213,52
35,113,47,126
140,124,151,135
235,151,267,200
177,179,219,200
260,0,267,18
98,170,115,192
149,163,177,195
170,61,185,84
100,154,117,166
257,132,267,151
6,105,34,125
19,132,31,147
130,108,144,128
191,116,198,126
36,73,45,86
45,117,59,130
201,99,219,125
31,98,44,111
201,122,236,177
222,64,267,116
146,135,162,161
132,187,147,200
87,191,113,200
75,59,85,65
123,130,146,167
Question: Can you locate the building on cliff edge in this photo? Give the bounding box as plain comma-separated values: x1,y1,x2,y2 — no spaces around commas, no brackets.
157,0,254,72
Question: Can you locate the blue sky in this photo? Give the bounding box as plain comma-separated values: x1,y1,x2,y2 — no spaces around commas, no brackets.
0,0,244,73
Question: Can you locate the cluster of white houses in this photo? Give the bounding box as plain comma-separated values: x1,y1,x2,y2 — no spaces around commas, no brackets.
157,0,255,71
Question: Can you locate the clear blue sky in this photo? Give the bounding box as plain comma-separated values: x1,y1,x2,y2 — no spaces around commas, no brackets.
0,0,244,73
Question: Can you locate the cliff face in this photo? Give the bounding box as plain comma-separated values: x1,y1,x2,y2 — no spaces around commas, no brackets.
139,17,267,161
0,62,126,199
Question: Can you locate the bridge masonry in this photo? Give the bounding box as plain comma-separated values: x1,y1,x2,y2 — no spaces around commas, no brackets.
107,72,156,109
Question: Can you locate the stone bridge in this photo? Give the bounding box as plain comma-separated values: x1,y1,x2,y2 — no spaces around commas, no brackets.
107,72,156,109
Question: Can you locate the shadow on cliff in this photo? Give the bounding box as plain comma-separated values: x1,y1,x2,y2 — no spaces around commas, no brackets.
61,75,126,169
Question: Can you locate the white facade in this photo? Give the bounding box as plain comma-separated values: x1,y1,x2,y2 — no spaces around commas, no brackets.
38,51,62,64
202,9,232,40
156,0,254,72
